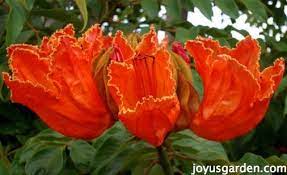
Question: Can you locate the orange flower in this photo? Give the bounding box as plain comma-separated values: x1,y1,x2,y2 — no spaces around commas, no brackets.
3,24,114,139
186,36,285,141
107,28,180,146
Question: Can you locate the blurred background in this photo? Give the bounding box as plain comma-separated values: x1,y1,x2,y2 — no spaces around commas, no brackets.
0,0,287,174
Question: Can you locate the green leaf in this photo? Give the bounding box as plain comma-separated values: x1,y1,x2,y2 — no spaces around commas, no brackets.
284,95,287,116
191,69,203,98
274,71,286,95
272,41,287,52
16,30,34,43
241,0,267,22
237,153,271,175
0,15,7,41
0,160,10,175
0,63,9,102
141,0,159,19
91,122,156,175
165,0,182,24
266,155,287,166
20,0,35,11
31,9,82,29
190,0,213,20
25,146,64,175
149,164,165,175
175,27,199,43
171,130,228,161
215,0,239,19
68,140,96,173
5,0,28,45
75,0,88,31
281,154,287,161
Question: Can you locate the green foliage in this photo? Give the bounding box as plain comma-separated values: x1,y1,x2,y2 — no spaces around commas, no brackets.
0,0,286,174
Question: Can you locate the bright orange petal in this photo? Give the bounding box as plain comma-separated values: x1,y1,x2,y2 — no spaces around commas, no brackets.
112,31,135,61
108,41,179,146
107,61,139,111
40,24,75,57
108,48,176,112
3,73,112,139
7,47,55,90
185,40,213,80
4,24,114,140
7,44,39,56
119,96,179,146
103,35,113,49
229,36,260,77
190,56,261,141
136,26,158,56
257,58,285,100
48,36,106,109
187,37,285,141
79,24,103,59
196,37,230,56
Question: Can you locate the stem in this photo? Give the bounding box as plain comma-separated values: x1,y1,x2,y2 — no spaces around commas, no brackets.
157,146,173,175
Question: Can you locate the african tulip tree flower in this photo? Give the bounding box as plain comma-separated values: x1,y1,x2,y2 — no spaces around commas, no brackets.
107,28,180,146
3,24,114,139
186,36,285,141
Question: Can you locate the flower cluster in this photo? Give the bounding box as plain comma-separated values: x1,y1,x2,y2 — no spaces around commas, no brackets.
3,24,285,146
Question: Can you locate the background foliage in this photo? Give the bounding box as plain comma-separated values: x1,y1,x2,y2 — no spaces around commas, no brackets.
0,0,287,174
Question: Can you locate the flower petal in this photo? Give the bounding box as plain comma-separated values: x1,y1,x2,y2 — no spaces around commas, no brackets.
229,36,260,77
107,48,176,112
119,96,179,146
112,31,135,61
3,73,112,139
190,56,261,141
196,37,230,56
40,24,75,57
49,36,104,107
7,47,55,90
257,58,285,100
185,40,213,80
107,61,139,111
79,24,104,59
7,44,39,56
136,26,158,56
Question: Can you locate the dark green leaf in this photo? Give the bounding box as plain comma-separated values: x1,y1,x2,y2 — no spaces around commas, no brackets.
21,0,35,11
68,140,96,173
190,0,213,20
149,164,164,175
165,0,182,24
25,146,64,175
237,153,270,175
215,0,239,19
272,41,287,52
266,155,287,165
30,9,82,29
241,0,267,21
16,30,34,43
284,96,287,116
0,160,10,175
191,69,203,98
276,76,287,96
171,130,228,161
175,27,199,43
141,0,159,19
5,0,27,45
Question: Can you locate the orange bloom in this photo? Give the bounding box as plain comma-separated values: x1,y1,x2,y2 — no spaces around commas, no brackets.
107,28,180,146
186,36,285,141
3,24,114,139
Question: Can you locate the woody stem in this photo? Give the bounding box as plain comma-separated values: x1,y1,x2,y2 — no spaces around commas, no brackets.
157,146,173,175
